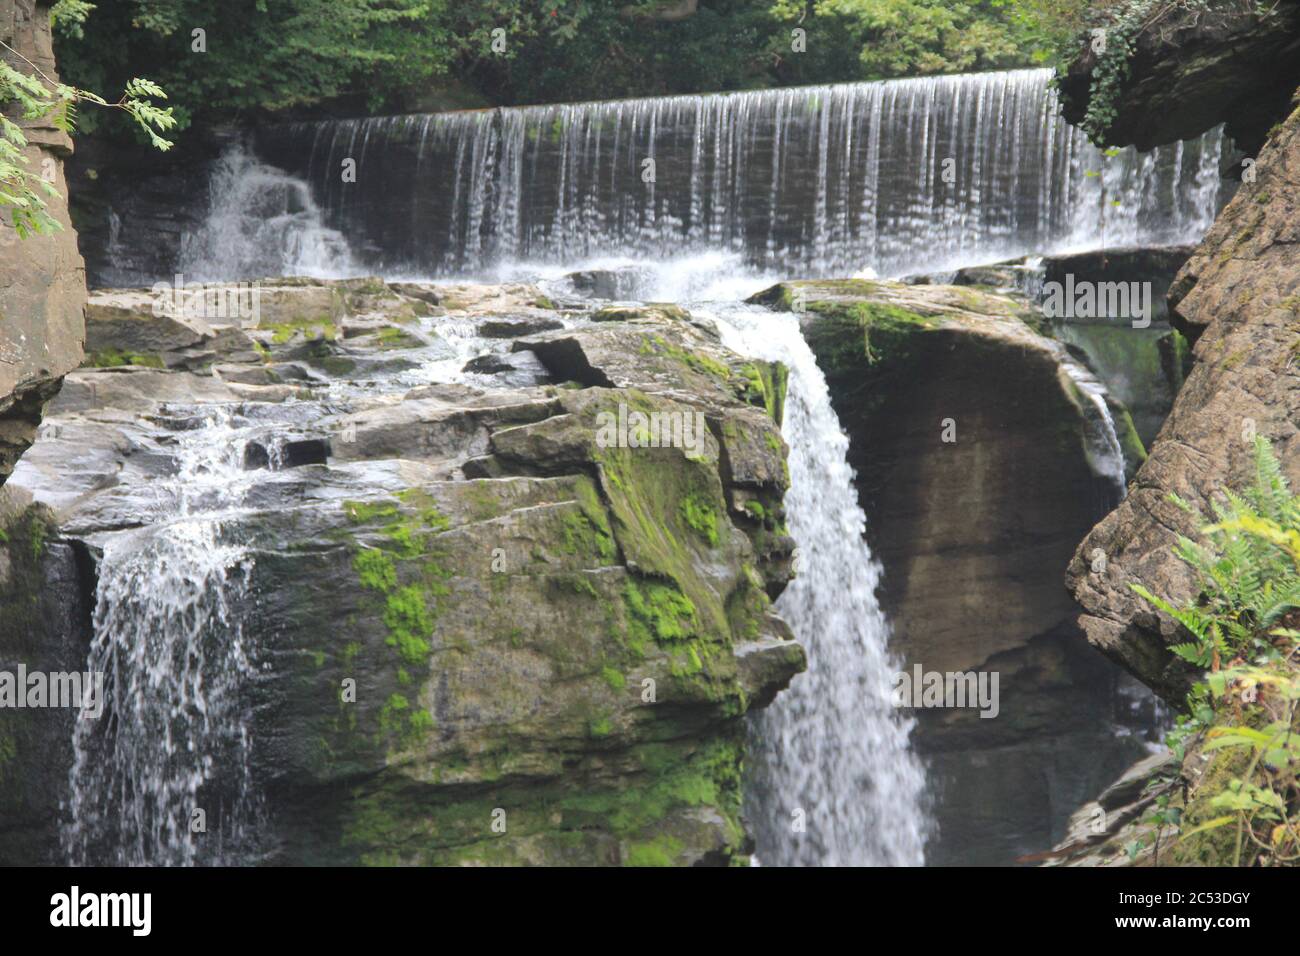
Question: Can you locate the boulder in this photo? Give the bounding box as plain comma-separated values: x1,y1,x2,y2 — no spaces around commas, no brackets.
1055,0,1300,155
478,317,565,338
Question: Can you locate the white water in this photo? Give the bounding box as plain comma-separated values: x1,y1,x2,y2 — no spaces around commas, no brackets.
62,408,266,865
1059,353,1129,496
705,302,930,866
261,68,1225,280
178,145,354,283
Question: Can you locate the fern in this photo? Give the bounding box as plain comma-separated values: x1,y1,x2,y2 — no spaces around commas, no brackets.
1134,437,1299,666
1129,436,1300,866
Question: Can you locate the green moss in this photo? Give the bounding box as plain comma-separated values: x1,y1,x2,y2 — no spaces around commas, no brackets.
1221,348,1249,371
642,334,730,380
339,736,747,866
378,692,434,748
344,500,400,524
625,836,683,867
382,585,434,666
1114,405,1147,474
593,410,731,641
678,491,719,547
551,573,599,599
83,348,164,369
464,483,506,522
559,492,617,563
601,665,626,690
374,326,423,350
801,298,939,375
734,360,788,424
346,494,453,748
0,506,56,663
624,578,697,647
533,295,558,310
353,547,397,592
267,313,338,344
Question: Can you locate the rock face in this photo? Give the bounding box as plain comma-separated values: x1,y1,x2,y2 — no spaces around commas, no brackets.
750,279,1157,864
0,278,804,866
65,132,224,290
754,279,1127,673
1056,0,1300,155
1066,99,1300,703
0,0,86,486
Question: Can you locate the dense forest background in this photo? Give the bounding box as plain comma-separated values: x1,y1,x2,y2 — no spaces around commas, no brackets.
52,0,1095,135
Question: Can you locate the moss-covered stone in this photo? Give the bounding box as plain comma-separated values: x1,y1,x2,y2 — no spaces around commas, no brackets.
82,348,165,369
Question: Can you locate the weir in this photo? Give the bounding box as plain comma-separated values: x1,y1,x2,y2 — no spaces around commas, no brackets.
252,68,1225,281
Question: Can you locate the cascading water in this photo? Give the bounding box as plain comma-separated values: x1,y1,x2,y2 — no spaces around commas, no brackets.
254,68,1225,281
62,407,266,866
1058,353,1129,500
71,64,1227,867
705,302,930,866
177,145,355,283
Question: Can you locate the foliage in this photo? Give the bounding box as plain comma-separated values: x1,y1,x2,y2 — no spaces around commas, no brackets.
54,0,447,132
1131,437,1300,670
1131,436,1300,865
0,10,173,237
770,0,1062,80
1073,0,1151,145
52,0,1077,128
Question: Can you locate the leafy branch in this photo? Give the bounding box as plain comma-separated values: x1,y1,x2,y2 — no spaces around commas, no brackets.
0,36,174,238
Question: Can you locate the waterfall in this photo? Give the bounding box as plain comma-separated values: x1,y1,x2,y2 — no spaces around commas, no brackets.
706,302,930,866
79,66,1222,868
177,145,355,283
255,68,1224,280
1059,353,1129,499
62,407,266,865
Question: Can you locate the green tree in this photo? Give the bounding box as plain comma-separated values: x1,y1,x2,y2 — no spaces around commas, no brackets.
55,0,450,131
770,0,1063,81
1,1,173,236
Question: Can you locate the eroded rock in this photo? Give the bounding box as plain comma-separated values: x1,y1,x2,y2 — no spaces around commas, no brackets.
1067,104,1300,703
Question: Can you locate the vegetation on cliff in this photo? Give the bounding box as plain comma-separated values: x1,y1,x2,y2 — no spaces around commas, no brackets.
1132,438,1300,865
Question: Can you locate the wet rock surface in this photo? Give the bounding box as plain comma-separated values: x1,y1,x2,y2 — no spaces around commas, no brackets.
0,277,803,865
